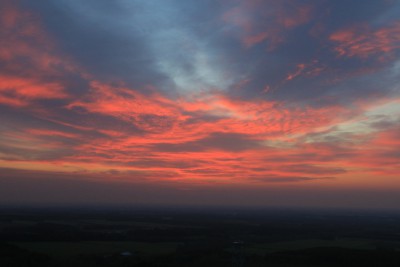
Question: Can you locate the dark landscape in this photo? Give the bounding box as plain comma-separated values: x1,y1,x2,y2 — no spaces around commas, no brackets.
1,206,400,266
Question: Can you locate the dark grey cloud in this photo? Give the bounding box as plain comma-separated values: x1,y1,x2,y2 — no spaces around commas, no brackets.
19,0,231,96
127,158,204,169
15,0,400,106
223,0,400,105
19,0,167,92
153,132,262,152
250,175,335,183
368,116,400,131
282,164,347,175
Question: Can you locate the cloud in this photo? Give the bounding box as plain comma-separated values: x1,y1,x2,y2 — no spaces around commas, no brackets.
222,0,314,49
0,1,80,108
0,75,67,107
251,176,335,183
0,0,400,208
153,132,263,153
282,164,347,175
330,22,400,60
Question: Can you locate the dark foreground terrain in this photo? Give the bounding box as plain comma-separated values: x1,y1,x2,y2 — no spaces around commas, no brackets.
1,206,400,266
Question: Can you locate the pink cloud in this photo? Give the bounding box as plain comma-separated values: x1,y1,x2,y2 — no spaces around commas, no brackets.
0,75,67,107
0,1,76,107
0,1,399,194
330,22,400,59
222,0,314,49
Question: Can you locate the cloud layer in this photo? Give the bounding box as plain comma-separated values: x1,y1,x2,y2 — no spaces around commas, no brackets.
0,0,399,208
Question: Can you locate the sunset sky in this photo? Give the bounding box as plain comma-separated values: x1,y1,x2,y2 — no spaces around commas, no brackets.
0,0,399,209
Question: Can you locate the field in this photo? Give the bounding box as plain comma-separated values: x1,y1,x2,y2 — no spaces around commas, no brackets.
1,207,400,266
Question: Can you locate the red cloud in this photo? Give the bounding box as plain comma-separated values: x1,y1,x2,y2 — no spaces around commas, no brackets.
0,1,74,107
3,98,399,187
68,81,348,144
1,1,398,192
55,78,364,185
0,75,67,107
330,22,400,59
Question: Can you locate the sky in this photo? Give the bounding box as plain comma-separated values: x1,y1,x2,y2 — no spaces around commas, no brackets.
0,0,399,209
